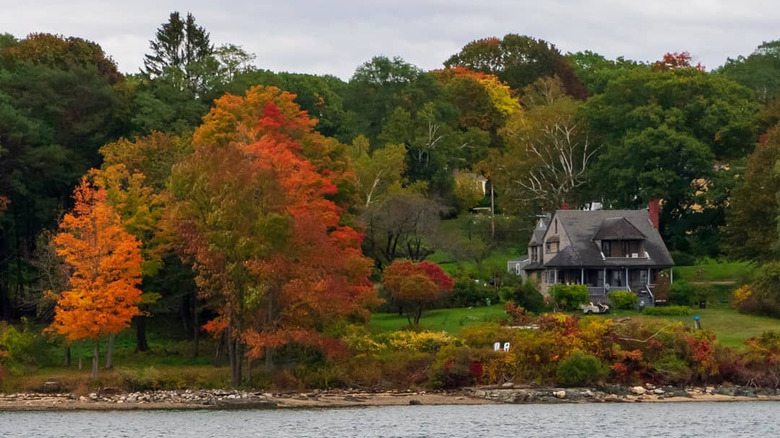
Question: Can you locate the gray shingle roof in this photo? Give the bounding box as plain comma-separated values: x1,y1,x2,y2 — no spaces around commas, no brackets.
544,209,674,268
592,217,647,240
528,216,550,246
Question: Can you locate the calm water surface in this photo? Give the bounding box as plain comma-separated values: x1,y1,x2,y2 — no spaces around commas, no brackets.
1,402,777,437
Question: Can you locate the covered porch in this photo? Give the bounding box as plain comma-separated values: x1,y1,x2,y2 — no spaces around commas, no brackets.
548,267,668,304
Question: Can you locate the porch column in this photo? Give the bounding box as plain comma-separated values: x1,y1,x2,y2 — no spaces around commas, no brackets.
625,267,629,291
670,268,674,284
554,269,558,284
603,268,606,293
580,268,584,285
647,268,651,285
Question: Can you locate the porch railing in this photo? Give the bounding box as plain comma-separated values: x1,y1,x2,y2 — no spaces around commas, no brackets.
587,286,606,296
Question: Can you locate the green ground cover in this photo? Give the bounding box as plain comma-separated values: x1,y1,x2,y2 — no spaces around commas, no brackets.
674,260,754,282
611,307,780,348
370,304,780,349
369,304,508,334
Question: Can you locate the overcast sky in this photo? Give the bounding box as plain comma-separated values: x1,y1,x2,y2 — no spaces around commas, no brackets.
1,0,777,79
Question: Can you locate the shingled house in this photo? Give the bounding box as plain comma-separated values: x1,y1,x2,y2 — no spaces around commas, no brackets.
508,201,674,306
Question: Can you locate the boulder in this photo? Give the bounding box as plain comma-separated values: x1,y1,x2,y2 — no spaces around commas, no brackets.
630,386,647,395
553,390,566,399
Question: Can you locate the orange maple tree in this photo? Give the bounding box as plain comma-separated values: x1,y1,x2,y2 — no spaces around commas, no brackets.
172,85,376,385
48,177,143,378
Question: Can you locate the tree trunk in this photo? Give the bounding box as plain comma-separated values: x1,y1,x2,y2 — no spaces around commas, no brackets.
192,293,199,357
65,345,71,367
227,324,242,387
229,338,242,387
490,182,495,240
414,305,422,325
78,342,83,370
105,334,114,369
264,347,274,371
181,293,192,335
136,315,149,352
91,340,99,379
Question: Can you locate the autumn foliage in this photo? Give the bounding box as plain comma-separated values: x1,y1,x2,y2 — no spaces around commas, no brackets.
172,85,376,384
48,178,143,377
382,260,454,325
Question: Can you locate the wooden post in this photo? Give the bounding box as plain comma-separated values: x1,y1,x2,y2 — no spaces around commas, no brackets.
647,268,651,285
625,267,629,290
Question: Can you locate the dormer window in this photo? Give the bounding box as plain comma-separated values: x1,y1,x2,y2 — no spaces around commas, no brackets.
601,239,644,257
594,217,648,258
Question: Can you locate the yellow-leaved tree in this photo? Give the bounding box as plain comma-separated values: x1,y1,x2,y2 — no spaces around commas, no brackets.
48,177,143,378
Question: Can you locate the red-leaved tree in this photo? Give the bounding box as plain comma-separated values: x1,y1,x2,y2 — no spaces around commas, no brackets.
171,86,377,386
382,260,454,325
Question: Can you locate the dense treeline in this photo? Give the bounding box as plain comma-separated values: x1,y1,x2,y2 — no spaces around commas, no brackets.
1,12,780,385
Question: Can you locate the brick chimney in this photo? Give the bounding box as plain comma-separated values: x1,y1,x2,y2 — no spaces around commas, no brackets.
648,199,660,229
560,202,570,210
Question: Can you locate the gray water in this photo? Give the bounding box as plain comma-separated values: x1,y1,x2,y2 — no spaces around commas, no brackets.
0,402,777,437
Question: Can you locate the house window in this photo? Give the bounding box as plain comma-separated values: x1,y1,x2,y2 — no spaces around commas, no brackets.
547,270,556,284
546,242,551,253
601,241,611,257
554,220,558,234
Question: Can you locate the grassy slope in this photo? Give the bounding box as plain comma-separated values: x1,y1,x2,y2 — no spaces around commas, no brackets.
674,260,754,282
608,307,780,348
370,305,508,334
370,305,779,349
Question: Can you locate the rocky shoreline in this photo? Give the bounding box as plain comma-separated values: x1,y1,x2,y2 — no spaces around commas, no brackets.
0,384,777,411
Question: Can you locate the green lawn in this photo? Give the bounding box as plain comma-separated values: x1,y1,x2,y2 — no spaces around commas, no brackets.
370,304,780,349
370,304,508,334
428,247,520,276
609,306,780,348
674,260,754,282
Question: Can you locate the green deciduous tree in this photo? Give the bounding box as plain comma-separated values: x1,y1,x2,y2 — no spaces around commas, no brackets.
445,34,587,99
718,40,780,104
491,77,595,213
583,66,760,254
0,34,129,319
724,123,780,261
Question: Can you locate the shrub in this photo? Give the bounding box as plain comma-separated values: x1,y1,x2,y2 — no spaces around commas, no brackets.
119,367,163,391
556,352,608,386
670,280,696,306
608,291,638,309
504,302,532,326
642,306,691,316
651,353,693,385
378,331,461,353
499,281,545,313
0,321,37,376
549,284,588,310
449,278,499,308
430,345,482,389
734,263,780,318
670,251,695,266
460,323,512,349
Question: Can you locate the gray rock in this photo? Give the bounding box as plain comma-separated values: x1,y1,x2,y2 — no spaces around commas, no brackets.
630,386,647,395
